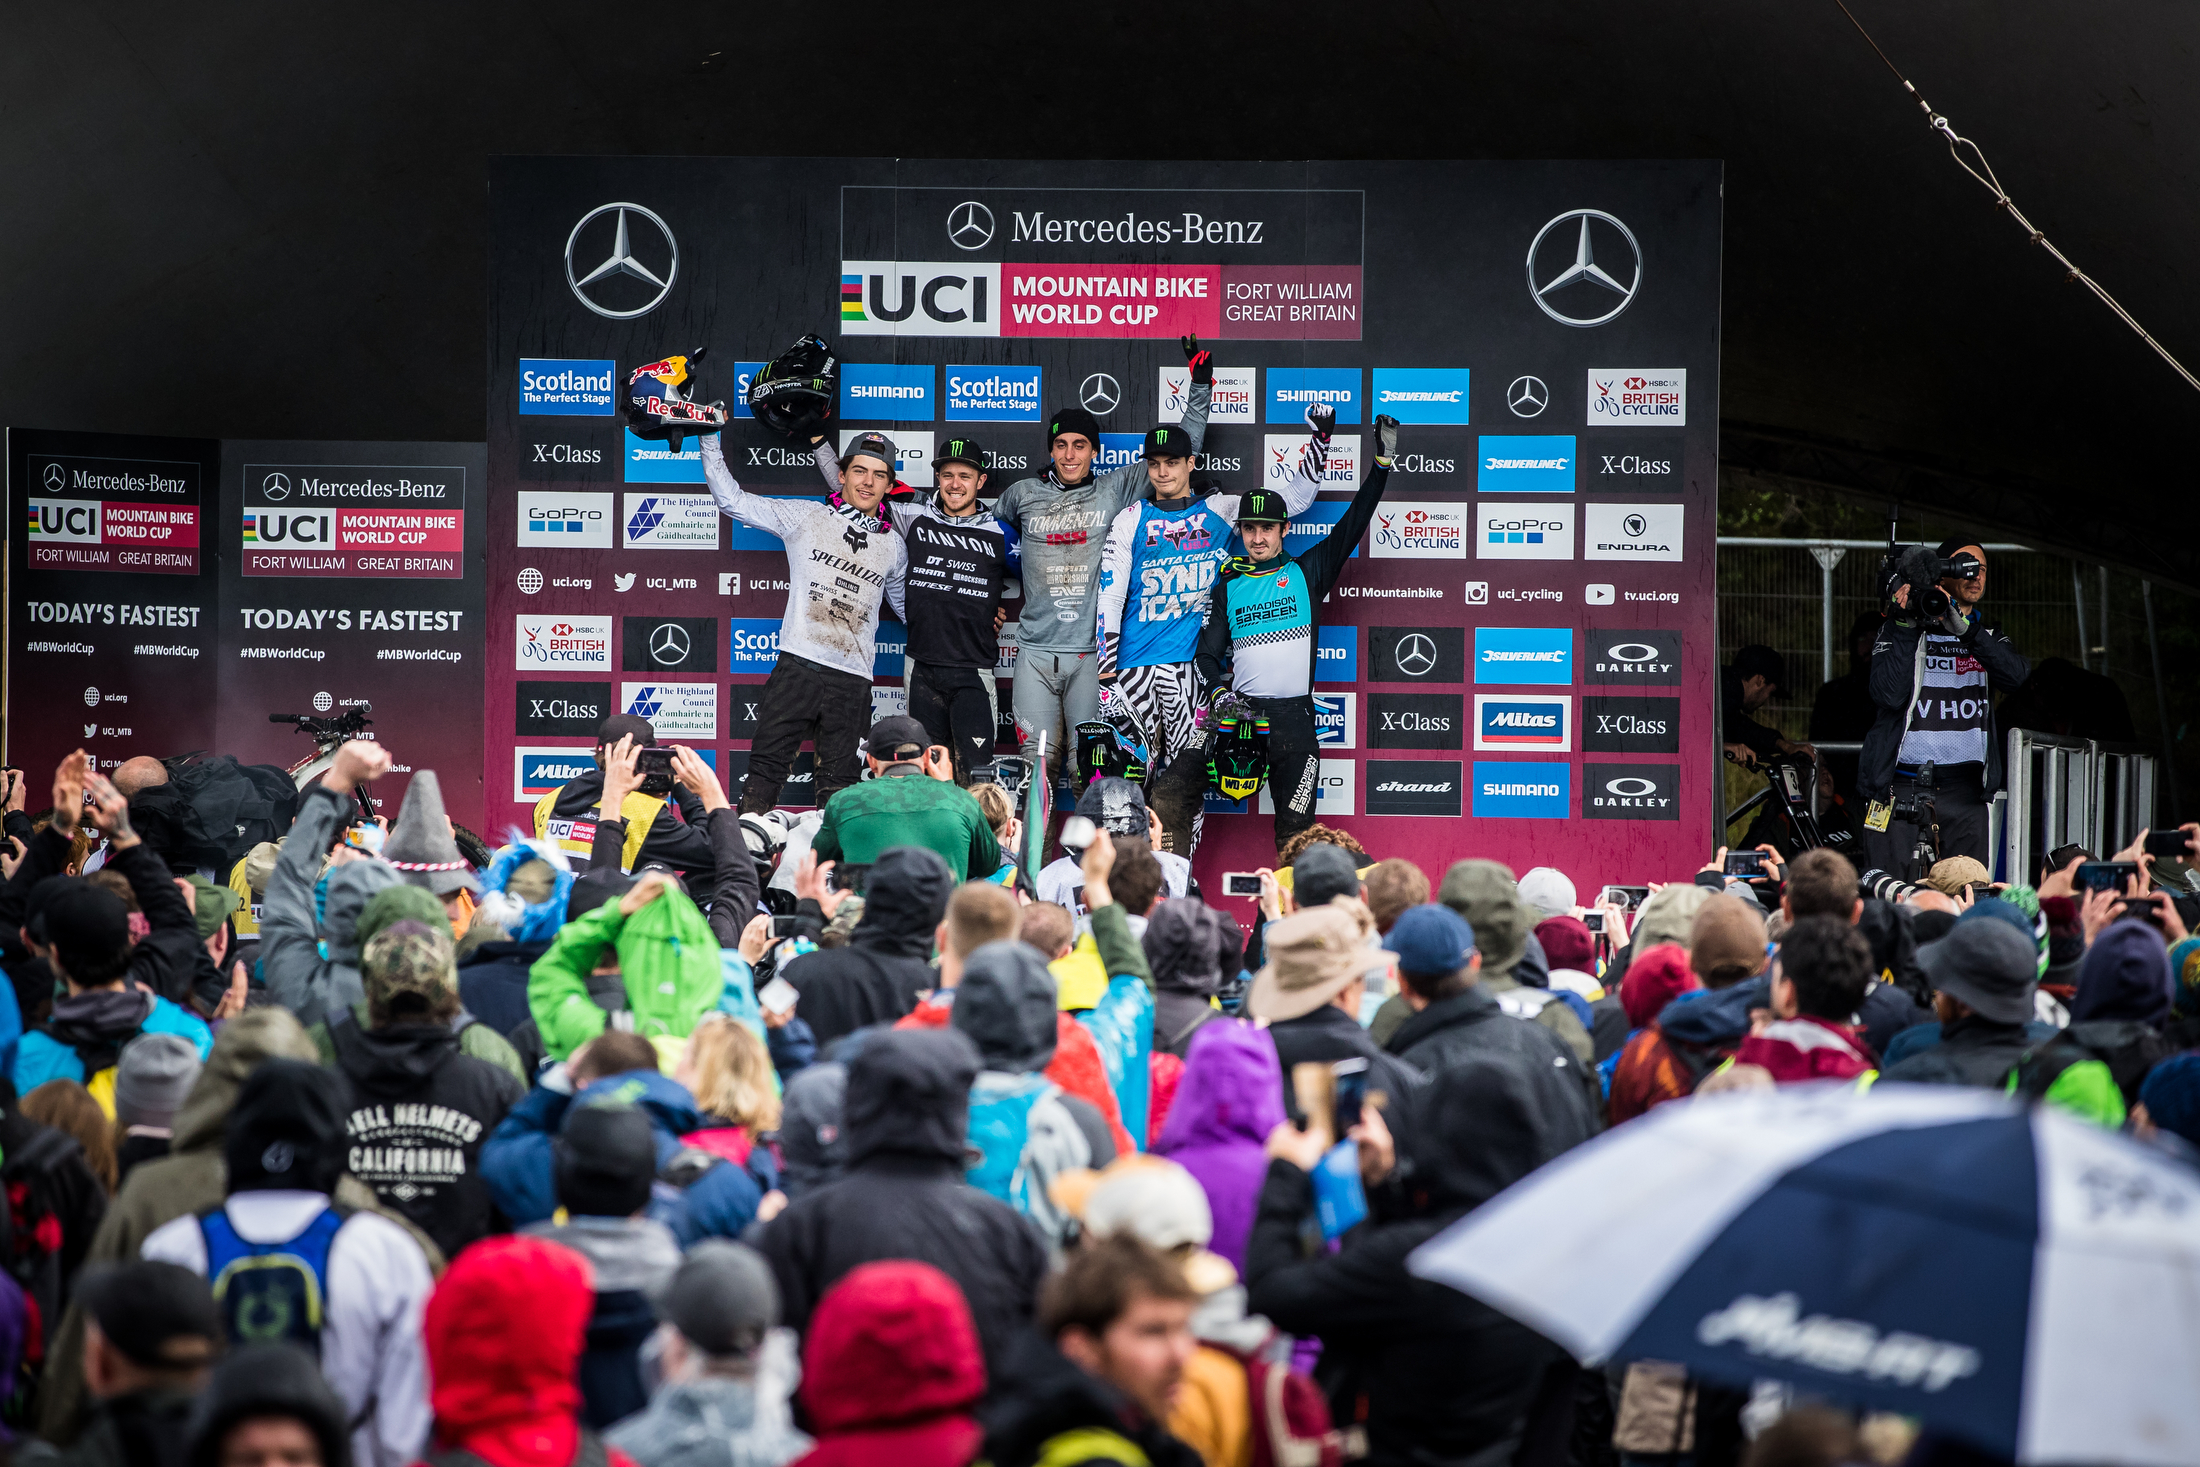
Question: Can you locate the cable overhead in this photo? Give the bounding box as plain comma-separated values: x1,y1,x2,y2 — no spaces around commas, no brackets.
1832,0,2200,396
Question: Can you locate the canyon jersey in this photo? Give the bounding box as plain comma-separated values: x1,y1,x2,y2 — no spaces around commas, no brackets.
702,434,907,680
993,380,1210,653
1095,446,1325,675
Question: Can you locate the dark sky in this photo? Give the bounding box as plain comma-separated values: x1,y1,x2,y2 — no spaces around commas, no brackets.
5,2,2195,577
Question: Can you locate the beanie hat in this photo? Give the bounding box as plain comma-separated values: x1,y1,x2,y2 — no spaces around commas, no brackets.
382,771,478,897
800,1261,984,1434
2070,919,2173,1025
2168,935,2200,1018
41,880,133,985
77,1260,219,1369
225,1059,349,1196
1534,915,1596,974
655,1240,779,1357
114,1033,203,1132
1517,867,1578,919
1689,894,1768,986
1047,406,1102,451
1620,943,1702,1029
2139,1053,2200,1147
555,1104,657,1218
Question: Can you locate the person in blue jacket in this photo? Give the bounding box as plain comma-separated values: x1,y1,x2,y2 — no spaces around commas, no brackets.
481,1029,768,1244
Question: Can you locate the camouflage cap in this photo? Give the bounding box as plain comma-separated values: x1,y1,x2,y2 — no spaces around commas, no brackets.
362,918,457,1024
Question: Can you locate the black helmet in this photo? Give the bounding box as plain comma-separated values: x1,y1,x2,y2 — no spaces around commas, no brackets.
747,333,839,441
1077,687,1154,786
623,347,728,452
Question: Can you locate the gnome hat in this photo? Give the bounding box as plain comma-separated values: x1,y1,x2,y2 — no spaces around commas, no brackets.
382,770,479,896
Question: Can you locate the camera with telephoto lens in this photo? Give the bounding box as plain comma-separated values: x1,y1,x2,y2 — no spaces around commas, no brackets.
1859,867,1931,904
1884,759,1943,873
1879,545,1982,629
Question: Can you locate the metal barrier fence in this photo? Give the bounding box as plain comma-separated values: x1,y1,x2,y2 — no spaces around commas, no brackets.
2003,730,2156,883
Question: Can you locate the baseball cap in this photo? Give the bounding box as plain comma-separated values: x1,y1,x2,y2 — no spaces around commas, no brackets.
555,1104,657,1218
1916,920,2038,1024
936,436,987,473
41,880,132,985
654,1240,780,1357
1292,844,1362,908
1517,867,1577,919
839,431,897,475
184,876,241,942
1384,903,1477,979
1236,488,1290,525
864,714,931,762
1926,856,1992,894
77,1261,220,1370
362,919,458,1021
1730,645,1787,693
1143,424,1195,460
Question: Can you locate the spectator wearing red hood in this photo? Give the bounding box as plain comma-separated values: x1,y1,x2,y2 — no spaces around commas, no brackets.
418,1234,640,1467
1732,917,1877,1084
793,1262,985,1467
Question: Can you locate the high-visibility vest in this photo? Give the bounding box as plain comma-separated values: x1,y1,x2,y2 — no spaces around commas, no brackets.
533,789,666,874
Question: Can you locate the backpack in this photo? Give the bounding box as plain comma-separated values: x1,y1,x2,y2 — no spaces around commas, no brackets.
201,1203,348,1358
156,757,300,871
2004,1034,2128,1128
1206,1336,1353,1467
1,1125,89,1361
965,1073,1054,1211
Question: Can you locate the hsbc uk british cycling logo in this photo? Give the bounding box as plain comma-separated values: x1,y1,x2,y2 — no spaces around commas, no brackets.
1527,210,1642,328
947,201,995,250
565,203,678,320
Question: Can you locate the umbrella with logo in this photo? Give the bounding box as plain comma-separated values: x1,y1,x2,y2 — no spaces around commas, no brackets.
1406,1084,2200,1466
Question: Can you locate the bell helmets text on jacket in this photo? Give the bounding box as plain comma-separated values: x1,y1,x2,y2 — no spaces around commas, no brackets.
701,434,907,680
993,380,1210,653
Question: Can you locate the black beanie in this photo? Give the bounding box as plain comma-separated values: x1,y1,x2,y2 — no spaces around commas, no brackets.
555,1103,657,1218
1048,407,1102,451
1935,536,1984,561
40,880,132,984
225,1059,350,1196
567,868,635,923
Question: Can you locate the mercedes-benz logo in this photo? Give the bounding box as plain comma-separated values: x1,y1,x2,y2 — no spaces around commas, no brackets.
1506,375,1549,418
1623,513,1648,537
565,203,678,320
1395,633,1439,678
261,471,291,502
648,622,691,666
41,464,64,491
946,201,995,251
1527,209,1642,328
1079,373,1121,415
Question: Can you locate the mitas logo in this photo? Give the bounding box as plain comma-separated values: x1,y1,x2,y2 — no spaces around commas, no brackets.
1474,694,1572,751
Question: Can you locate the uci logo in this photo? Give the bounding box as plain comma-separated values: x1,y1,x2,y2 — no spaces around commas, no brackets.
250,511,332,544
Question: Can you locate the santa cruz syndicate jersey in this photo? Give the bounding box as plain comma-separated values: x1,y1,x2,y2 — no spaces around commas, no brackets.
1095,440,1326,675
702,434,907,680
993,381,1210,654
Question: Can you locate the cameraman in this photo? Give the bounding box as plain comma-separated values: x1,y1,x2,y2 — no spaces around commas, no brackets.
1862,540,2029,874
532,714,714,877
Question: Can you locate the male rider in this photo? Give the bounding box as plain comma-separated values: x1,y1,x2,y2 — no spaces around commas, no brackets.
809,434,1017,784
701,428,907,813
1095,406,1333,855
1189,416,1399,856
992,337,1215,790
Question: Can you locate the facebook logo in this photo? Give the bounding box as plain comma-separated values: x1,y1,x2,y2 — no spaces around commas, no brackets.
840,363,935,420
1471,761,1571,819
1266,368,1361,425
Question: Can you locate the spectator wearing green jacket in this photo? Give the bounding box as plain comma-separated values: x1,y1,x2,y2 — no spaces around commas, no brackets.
812,717,999,882
528,871,732,1066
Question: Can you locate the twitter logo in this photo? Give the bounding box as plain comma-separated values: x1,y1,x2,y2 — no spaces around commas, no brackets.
614,573,636,592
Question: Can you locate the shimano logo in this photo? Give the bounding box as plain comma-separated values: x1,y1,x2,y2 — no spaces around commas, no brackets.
1482,781,1560,796
851,385,925,399
1275,389,1352,404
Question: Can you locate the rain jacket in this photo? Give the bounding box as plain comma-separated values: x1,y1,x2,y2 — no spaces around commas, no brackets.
1244,1056,1579,1467
1064,903,1155,1149
898,999,1132,1158
606,1357,811,1467
523,1214,683,1431
754,1029,1049,1395
793,1261,986,1467
779,848,954,1048
330,1018,526,1258
1142,899,1232,1059
481,1068,764,1245
1385,986,1602,1133
1152,1020,1284,1275
261,783,400,1027
1731,1015,1876,1084
38,1009,440,1447
14,987,211,1105
529,884,727,1061
1609,976,1769,1124
423,1233,643,1467
950,944,1094,1244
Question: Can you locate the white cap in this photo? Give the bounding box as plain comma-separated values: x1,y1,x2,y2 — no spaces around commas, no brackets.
1518,866,1577,919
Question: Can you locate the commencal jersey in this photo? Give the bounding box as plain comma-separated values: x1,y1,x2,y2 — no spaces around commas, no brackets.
1095,440,1325,675
992,381,1210,654
1194,459,1393,700
702,435,907,680
812,446,1020,671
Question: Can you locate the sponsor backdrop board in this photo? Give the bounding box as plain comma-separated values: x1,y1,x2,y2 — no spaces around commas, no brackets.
488,159,1719,893
6,430,487,829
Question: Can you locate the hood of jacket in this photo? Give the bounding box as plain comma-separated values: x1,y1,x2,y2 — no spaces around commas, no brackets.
321,859,400,965
171,1007,320,1156
849,847,953,962
570,1067,705,1163
1436,860,1531,977
1631,883,1711,954
612,885,724,1040
780,1061,849,1195
426,1234,595,1462
1153,1018,1283,1153
1142,899,1229,996
2072,919,2173,1023
330,1017,461,1094
1403,1050,1581,1214
950,941,1058,1072
522,1215,681,1294
800,1260,983,1434
1657,973,1769,1048
187,1344,351,1467
842,1028,978,1167
1857,898,1930,1005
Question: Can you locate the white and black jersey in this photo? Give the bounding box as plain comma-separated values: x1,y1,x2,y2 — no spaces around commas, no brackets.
1896,633,1993,768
